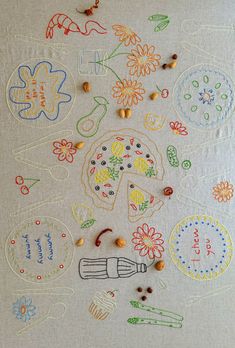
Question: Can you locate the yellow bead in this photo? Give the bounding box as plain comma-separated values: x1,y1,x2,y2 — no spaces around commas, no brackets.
75,238,84,247
150,92,159,100
115,238,127,248
125,108,132,118
168,61,177,69
118,109,126,118
75,142,85,149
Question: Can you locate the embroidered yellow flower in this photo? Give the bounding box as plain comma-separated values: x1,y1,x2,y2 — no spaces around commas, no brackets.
127,44,161,77
111,141,125,157
212,181,234,203
112,24,141,46
112,79,145,107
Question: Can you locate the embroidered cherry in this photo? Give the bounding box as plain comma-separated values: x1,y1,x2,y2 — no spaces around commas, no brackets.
95,228,113,247
20,185,30,195
15,176,24,185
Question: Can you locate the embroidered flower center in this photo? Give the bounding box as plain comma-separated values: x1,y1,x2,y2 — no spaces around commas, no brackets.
199,88,215,105
61,146,69,154
143,235,154,248
20,305,27,315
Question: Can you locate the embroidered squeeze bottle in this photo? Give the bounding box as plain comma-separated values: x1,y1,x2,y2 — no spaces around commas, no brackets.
79,257,147,279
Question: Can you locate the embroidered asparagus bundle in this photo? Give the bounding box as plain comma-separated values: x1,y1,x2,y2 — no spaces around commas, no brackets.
130,300,183,321
127,317,183,328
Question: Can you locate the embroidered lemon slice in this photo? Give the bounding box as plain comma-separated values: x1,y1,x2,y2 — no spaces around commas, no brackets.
144,113,166,131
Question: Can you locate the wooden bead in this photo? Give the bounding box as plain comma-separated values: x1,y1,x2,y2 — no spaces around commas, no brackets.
82,82,91,92
137,287,143,292
172,54,178,60
147,287,153,293
155,260,165,271
75,238,85,247
118,109,126,118
115,238,126,248
168,61,177,69
75,141,85,149
125,108,132,118
141,295,147,301
162,63,167,69
150,92,159,100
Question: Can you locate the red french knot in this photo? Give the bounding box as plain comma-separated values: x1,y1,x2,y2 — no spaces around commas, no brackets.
59,264,64,269
11,240,16,245
37,275,42,280
35,220,41,225
20,269,25,273
61,233,66,238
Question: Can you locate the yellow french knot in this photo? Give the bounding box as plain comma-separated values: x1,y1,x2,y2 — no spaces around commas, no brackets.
134,157,149,173
94,168,110,184
111,141,125,157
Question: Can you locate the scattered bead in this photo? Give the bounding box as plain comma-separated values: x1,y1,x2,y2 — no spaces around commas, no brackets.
150,92,159,100
75,238,84,247
155,260,165,271
168,61,177,69
172,54,178,60
141,295,147,301
163,187,173,196
147,287,153,293
75,141,85,150
115,238,127,248
125,108,132,118
137,287,143,292
118,109,126,118
82,81,91,93
162,63,167,69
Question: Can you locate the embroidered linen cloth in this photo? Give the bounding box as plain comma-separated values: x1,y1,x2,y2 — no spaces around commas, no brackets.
1,0,235,347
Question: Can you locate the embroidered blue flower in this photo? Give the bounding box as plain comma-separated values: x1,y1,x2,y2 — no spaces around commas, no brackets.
198,88,215,105
12,296,36,322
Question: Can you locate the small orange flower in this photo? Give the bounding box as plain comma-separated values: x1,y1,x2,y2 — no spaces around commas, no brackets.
53,139,77,163
169,121,188,136
127,44,161,77
112,24,141,46
112,79,145,107
212,181,234,203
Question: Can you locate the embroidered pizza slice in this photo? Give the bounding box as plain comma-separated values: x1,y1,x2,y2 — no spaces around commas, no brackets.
82,129,164,210
128,181,163,222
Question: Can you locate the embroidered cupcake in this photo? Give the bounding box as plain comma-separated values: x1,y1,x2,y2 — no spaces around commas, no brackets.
89,290,117,320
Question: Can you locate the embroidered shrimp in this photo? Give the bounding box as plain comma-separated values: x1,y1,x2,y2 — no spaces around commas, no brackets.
46,13,107,39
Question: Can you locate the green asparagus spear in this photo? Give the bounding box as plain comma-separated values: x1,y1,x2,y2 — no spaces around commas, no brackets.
127,317,182,328
154,19,170,32
148,14,168,22
130,301,184,322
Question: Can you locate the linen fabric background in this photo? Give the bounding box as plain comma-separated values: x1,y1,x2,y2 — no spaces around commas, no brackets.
0,1,235,347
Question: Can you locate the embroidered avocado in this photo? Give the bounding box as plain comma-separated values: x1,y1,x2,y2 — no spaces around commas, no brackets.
76,96,109,138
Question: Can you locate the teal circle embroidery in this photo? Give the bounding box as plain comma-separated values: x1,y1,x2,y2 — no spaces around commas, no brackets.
173,64,235,129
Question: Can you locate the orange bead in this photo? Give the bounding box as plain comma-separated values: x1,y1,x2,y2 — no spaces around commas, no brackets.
155,260,165,271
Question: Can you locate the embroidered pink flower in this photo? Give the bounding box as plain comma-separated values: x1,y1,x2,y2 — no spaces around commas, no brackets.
53,139,77,163
169,121,188,136
132,223,164,259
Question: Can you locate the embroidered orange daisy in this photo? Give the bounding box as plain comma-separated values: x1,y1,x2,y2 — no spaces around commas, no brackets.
169,121,188,136
132,223,164,259
112,24,141,46
212,181,234,203
53,139,77,163
127,44,161,77
112,79,145,107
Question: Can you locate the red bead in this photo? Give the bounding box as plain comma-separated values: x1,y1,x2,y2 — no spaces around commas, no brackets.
163,187,173,196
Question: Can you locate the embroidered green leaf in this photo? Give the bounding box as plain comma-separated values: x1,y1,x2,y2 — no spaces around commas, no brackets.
216,105,222,111
192,80,199,88
154,19,170,32
215,82,221,89
145,167,156,177
167,145,179,167
148,14,168,22
81,219,96,229
184,94,192,100
203,75,209,83
107,167,119,181
139,201,149,212
191,105,198,112
109,155,123,166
